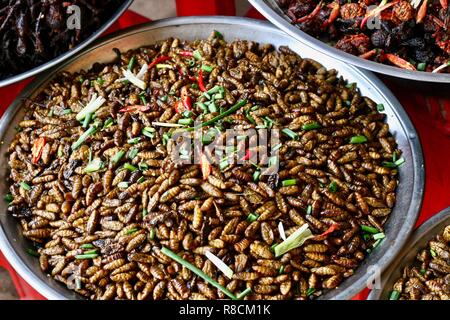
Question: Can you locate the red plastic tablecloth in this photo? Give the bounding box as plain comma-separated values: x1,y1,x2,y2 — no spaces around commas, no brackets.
0,8,449,300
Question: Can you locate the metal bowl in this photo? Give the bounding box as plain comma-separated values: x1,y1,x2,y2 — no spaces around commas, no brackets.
368,207,450,300
249,0,450,84
0,16,424,300
0,0,133,88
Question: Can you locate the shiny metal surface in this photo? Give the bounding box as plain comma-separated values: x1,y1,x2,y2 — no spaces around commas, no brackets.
249,0,450,83
0,0,132,88
368,207,450,300
0,16,424,300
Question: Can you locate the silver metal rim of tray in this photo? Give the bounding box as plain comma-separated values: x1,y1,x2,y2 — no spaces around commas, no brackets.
0,0,133,88
249,0,450,83
0,16,425,300
368,207,450,300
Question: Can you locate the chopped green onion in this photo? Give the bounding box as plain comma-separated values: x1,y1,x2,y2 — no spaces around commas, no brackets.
345,82,356,89
178,118,194,126
82,112,93,128
72,123,99,150
219,159,229,171
350,135,367,144
205,250,234,279
187,100,247,131
127,56,136,71
363,234,372,241
124,163,137,172
111,150,125,164
235,288,252,300
361,225,379,234
420,269,426,275
394,158,405,166
138,163,149,171
208,102,218,113
372,238,383,249
162,133,170,146
201,65,213,73
281,128,299,140
328,181,338,193
80,244,95,249
376,103,385,112
26,248,39,257
75,253,98,260
272,143,282,152
149,227,156,240
160,95,168,102
306,288,315,296
83,249,98,255
61,108,72,115
306,205,312,215
76,94,106,121
247,213,259,222
127,137,141,144
137,176,146,184
417,63,426,71
96,77,104,86
161,247,238,300
4,193,14,203
301,122,321,131
193,50,202,61
389,290,400,300
373,232,385,240
122,68,147,90
128,148,139,160
102,118,114,130
383,157,405,168
117,182,129,189
142,126,156,138
279,266,285,274
142,209,148,218
20,181,31,191
213,30,223,39
84,158,103,173
274,223,313,257
282,179,297,187
430,249,437,257
126,228,138,235
140,95,147,106
270,243,278,252
253,170,261,182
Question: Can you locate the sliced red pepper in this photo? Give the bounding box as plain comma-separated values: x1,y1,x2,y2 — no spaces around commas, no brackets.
440,0,447,9
200,153,211,180
148,56,171,69
119,105,151,113
31,137,46,164
359,48,381,60
360,1,398,29
313,223,339,240
416,0,428,24
322,2,340,28
180,86,192,111
179,51,194,57
242,149,252,161
384,53,417,71
294,1,323,23
197,69,207,92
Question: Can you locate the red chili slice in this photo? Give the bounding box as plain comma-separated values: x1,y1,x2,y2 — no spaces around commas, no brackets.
148,56,171,69
178,51,194,57
119,105,151,113
197,69,207,92
31,137,46,164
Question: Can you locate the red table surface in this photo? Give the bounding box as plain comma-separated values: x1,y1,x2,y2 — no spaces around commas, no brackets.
0,9,449,300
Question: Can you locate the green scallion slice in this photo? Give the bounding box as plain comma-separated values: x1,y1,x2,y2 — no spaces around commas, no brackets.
281,128,299,140
389,290,400,300
127,56,136,71
282,179,297,187
193,50,202,61
376,103,385,112
80,244,95,249
161,247,238,300
26,248,39,257
201,65,213,73
301,122,321,131
19,181,31,191
111,150,125,164
373,232,385,240
75,253,99,260
127,137,141,144
72,124,99,150
124,163,137,172
178,118,194,126
61,108,72,115
247,213,259,222
84,158,103,173
235,288,252,300
117,182,129,189
128,148,139,160
306,205,312,215
361,225,379,234
328,181,338,193
4,193,14,203
253,170,261,182
126,228,138,235
349,135,367,144
149,227,156,240
142,126,156,138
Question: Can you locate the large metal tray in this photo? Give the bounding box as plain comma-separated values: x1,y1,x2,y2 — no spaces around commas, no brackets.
0,16,424,300
368,207,450,300
249,0,450,84
0,0,133,88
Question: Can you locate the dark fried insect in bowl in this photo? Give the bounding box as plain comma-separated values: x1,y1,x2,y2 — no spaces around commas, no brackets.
6,32,403,300
278,0,450,73
388,224,450,300
0,0,127,80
